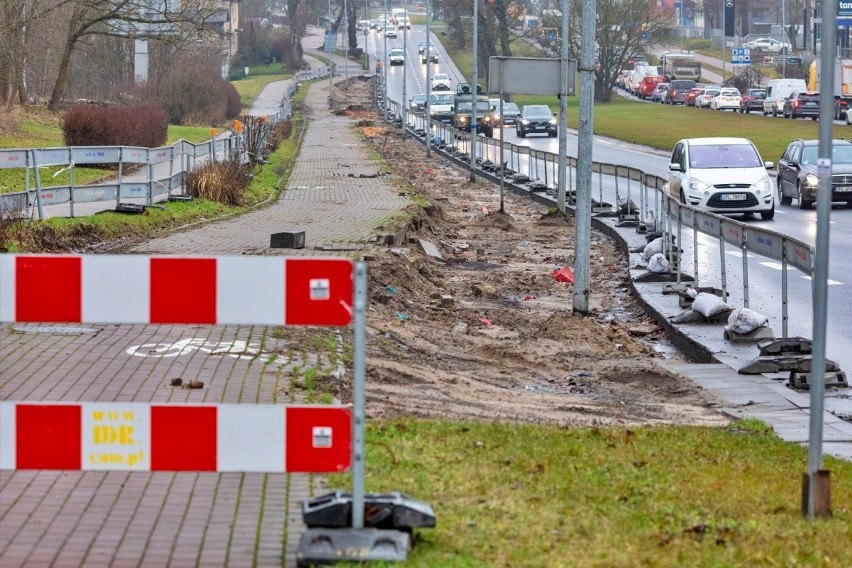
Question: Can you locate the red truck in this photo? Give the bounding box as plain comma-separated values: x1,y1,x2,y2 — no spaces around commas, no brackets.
636,75,667,100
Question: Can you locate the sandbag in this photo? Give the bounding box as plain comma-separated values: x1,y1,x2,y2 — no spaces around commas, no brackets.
726,308,770,334
617,197,639,213
644,211,656,232
691,292,732,318
643,237,664,260
647,253,669,274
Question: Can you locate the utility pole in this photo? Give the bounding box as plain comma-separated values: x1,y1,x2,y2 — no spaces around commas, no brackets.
574,0,596,316
383,0,388,109
401,0,407,138
426,0,432,158
557,0,569,213
470,0,478,182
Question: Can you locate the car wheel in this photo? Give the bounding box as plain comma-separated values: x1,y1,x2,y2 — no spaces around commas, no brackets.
760,203,775,220
797,184,813,209
548,131,556,137
779,187,792,206
679,189,687,204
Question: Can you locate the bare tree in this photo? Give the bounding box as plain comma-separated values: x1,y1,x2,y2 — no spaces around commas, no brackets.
568,0,675,102
42,0,223,111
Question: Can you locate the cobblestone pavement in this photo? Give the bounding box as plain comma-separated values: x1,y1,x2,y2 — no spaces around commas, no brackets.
0,57,410,567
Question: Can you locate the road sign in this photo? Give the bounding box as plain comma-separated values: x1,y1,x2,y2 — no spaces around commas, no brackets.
732,47,751,65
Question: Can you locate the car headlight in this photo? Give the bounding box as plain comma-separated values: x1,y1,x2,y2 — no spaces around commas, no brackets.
688,178,711,193
483,116,491,122
803,173,819,188
752,175,772,194
521,119,530,125
549,119,557,125
459,116,467,123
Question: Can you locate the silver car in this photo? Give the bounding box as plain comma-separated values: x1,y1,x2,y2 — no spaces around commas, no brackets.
667,137,775,220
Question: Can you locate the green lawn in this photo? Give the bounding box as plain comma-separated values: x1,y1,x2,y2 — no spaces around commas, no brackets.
443,43,836,163
326,419,852,567
231,72,292,107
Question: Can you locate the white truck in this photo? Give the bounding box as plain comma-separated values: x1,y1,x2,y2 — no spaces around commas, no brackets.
660,52,701,82
807,59,852,120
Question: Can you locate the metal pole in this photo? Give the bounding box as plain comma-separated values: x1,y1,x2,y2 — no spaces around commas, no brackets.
557,0,569,213
383,0,388,111
344,0,349,82
470,0,478,182
426,0,432,158
806,0,836,518
499,89,505,212
401,0,407,137
573,0,596,315
351,262,367,529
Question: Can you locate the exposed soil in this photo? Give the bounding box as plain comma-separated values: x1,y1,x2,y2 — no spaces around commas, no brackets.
335,77,728,428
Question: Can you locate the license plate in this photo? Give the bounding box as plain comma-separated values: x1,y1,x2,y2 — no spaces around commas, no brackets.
720,194,747,201
835,186,852,192
805,102,816,106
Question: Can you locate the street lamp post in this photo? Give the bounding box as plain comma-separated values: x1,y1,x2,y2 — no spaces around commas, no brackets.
383,0,388,110
401,0,408,138
426,0,432,158
470,0,478,182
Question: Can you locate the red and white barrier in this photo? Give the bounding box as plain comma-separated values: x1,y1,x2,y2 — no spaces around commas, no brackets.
0,402,351,473
0,255,353,326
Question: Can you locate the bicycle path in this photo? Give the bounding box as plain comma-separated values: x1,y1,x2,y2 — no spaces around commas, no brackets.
0,49,410,568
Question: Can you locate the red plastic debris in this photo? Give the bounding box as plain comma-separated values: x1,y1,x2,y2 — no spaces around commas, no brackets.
479,317,493,327
523,294,534,301
551,266,574,283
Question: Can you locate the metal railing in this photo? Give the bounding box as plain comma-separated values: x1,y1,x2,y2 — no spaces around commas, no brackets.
385,93,816,340
0,66,330,220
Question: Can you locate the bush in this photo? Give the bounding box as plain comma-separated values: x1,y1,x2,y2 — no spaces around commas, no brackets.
62,104,168,147
224,82,242,119
185,158,252,206
266,120,293,153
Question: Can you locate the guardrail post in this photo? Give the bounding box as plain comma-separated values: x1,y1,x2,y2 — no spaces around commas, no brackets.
719,238,729,303
147,150,154,207
676,211,682,285
31,151,46,221
742,230,750,308
68,153,75,218
782,240,789,337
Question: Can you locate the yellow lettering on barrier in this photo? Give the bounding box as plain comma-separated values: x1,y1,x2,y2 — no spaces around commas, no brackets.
92,425,135,445
88,450,144,467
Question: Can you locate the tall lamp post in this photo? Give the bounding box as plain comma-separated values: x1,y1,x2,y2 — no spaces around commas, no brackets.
469,0,478,182
425,0,432,158
401,0,408,138
383,0,388,110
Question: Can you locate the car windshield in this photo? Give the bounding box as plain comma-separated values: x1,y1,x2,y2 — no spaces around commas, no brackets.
412,95,426,103
503,103,519,112
456,101,491,112
689,143,763,169
801,144,852,165
430,94,453,104
524,106,553,119
749,90,766,97
433,74,448,81
391,49,404,55
721,89,739,96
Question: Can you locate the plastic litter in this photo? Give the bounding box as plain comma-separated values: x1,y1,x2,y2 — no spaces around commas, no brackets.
522,294,534,301
394,311,409,321
551,266,574,283
479,317,493,327
384,286,396,294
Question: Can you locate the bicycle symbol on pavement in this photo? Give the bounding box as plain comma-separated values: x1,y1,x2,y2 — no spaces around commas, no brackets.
126,337,265,361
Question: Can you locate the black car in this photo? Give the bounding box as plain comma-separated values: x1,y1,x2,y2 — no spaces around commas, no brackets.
516,105,557,138
782,91,820,120
739,88,766,113
777,138,852,209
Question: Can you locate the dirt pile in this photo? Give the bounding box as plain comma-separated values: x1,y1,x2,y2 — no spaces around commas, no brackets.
334,77,728,428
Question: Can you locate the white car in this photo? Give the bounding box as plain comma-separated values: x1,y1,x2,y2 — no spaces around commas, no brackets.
744,37,791,52
384,26,397,39
389,47,405,65
695,88,721,108
667,137,775,220
709,88,741,111
431,73,451,91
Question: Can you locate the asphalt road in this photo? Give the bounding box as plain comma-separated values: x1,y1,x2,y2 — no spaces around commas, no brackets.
366,26,852,419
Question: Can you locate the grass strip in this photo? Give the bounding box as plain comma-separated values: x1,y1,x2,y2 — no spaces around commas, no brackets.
325,418,852,567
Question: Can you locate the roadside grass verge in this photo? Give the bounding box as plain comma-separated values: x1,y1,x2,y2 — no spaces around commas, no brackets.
0,78,316,252
326,418,852,567
443,43,834,161
232,72,293,107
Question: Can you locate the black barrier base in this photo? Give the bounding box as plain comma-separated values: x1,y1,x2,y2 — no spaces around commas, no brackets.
303,491,436,530
296,528,410,567
114,203,146,214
